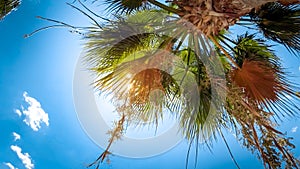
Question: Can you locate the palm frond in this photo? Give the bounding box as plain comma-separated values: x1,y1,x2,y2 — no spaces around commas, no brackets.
84,11,183,125
229,34,300,118
174,36,226,143
175,48,215,141
159,17,227,143
248,2,300,55
105,0,149,14
84,10,227,143
84,11,165,68
0,0,20,20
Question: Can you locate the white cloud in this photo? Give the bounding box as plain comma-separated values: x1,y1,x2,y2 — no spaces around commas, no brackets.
291,126,298,133
10,145,34,169
12,132,21,141
17,92,49,131
3,162,18,169
15,109,22,117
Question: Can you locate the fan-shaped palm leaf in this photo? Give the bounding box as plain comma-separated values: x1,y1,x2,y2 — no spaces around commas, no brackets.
228,34,300,118
209,32,300,168
84,11,180,124
104,0,149,14
248,2,300,55
84,10,226,144
176,55,222,143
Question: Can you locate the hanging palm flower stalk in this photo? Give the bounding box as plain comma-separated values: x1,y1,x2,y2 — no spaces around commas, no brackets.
221,34,300,168
225,85,300,168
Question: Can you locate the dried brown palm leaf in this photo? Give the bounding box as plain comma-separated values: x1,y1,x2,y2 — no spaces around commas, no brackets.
231,59,280,103
129,68,164,104
222,34,300,118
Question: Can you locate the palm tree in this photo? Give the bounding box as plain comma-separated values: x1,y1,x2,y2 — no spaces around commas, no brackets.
0,0,20,20
82,1,300,167
26,0,300,168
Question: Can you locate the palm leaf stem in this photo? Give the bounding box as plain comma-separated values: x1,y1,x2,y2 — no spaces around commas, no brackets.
37,16,78,29
148,0,179,14
88,114,126,168
219,35,237,45
194,136,200,169
66,2,102,29
185,134,196,169
218,128,241,169
208,35,240,69
218,38,238,56
24,25,84,38
76,0,112,22
239,18,254,22
24,16,92,38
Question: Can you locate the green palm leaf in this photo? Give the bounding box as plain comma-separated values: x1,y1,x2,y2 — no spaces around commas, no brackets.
84,11,179,125
84,10,226,143
175,48,222,142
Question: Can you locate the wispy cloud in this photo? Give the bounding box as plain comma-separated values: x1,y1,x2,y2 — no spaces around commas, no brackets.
3,162,18,169
291,126,298,133
12,132,21,141
16,92,49,131
10,145,34,169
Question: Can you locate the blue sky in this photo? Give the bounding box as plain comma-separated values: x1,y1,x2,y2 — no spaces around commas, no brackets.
0,1,300,169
